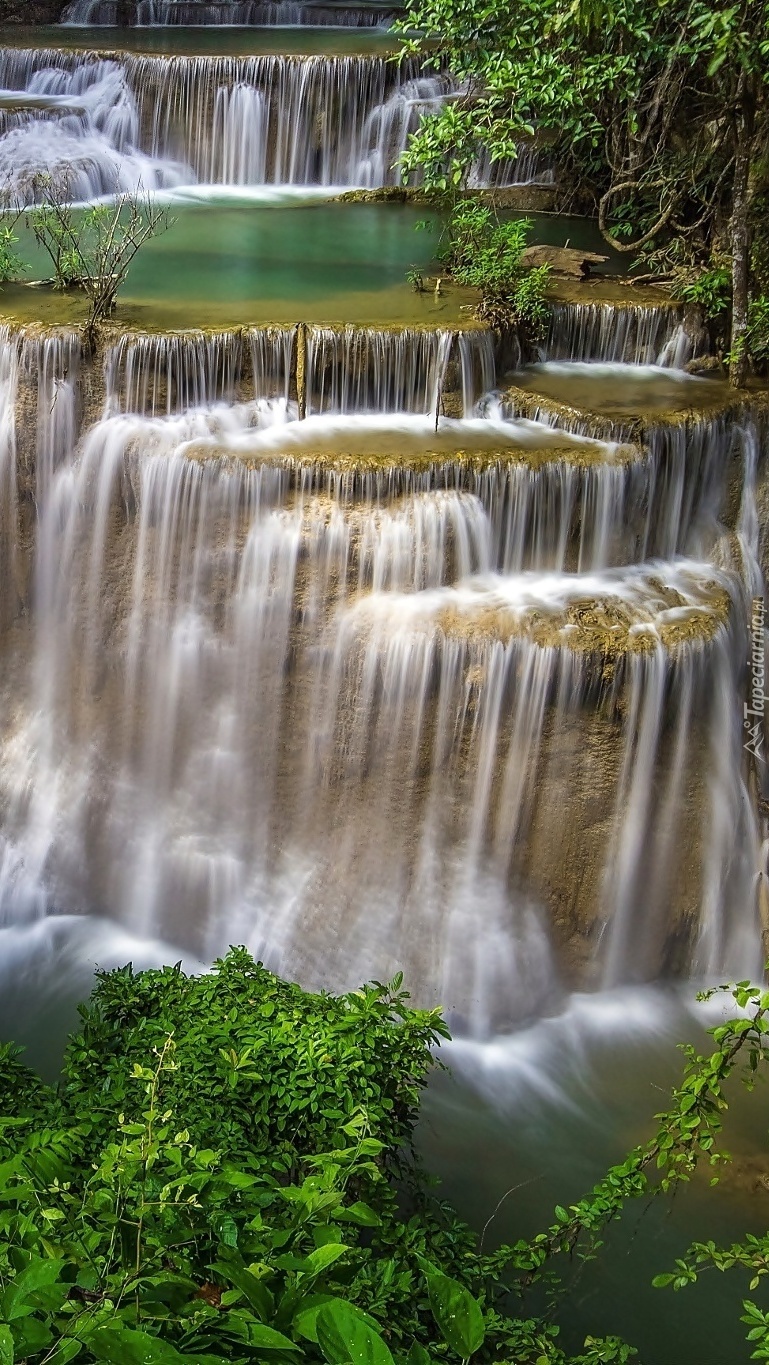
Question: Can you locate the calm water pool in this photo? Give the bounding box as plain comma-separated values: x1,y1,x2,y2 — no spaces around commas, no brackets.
0,23,398,55
1,199,636,329
2,197,472,327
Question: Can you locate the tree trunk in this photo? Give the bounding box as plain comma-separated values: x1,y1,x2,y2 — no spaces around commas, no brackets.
729,93,755,387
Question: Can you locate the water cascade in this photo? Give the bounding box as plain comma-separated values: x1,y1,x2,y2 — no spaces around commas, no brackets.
0,50,548,194
542,302,692,366
0,3,764,1052
103,328,295,414
0,313,764,1032
61,0,396,25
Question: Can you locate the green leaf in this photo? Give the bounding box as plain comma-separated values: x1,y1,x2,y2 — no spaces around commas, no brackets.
238,1322,300,1353
304,1243,349,1277
0,1324,13,1365
317,1300,394,1365
212,1254,274,1320
46,1342,82,1365
406,1344,432,1365
293,1294,338,1343
426,1274,485,1358
338,1203,380,1228
86,1326,188,1364
295,1297,381,1345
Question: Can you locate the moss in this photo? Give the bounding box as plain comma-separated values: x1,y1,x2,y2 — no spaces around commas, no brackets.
181,439,640,475
436,580,732,656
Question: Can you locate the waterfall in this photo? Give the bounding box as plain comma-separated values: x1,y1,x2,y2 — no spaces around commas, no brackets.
250,328,295,403
103,329,296,414
0,351,761,1029
541,303,692,366
306,327,455,415
0,327,81,620
0,50,551,193
0,330,20,633
20,332,82,504
61,0,396,24
104,331,246,415
0,55,187,202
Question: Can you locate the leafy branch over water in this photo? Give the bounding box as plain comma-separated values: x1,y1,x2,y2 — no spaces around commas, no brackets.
0,951,767,1363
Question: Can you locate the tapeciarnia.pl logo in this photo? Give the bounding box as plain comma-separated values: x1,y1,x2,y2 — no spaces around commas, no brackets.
745,596,766,761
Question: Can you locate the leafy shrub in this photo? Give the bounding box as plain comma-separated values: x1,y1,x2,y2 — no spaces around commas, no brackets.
674,265,732,318
746,294,769,363
0,952,505,1365
2,952,769,1364
23,174,172,347
438,203,550,331
0,225,26,284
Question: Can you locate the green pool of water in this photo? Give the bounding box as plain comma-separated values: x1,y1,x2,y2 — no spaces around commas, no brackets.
1,200,638,330
510,363,729,417
2,197,477,328
419,996,769,1365
0,23,399,55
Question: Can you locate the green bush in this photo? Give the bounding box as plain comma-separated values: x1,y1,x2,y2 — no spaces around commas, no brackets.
746,295,769,363
2,951,769,1364
437,203,550,331
0,225,26,284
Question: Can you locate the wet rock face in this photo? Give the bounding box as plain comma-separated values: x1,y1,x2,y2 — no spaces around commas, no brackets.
0,0,65,20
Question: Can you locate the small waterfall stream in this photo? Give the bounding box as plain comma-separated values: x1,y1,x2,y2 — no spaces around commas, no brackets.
542,303,691,366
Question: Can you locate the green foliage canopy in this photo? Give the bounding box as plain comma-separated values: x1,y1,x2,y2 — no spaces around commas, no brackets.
396,0,769,378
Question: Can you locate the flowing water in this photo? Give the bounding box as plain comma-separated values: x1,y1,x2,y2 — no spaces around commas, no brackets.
0,324,762,1032
60,0,397,24
0,14,766,1362
0,46,550,197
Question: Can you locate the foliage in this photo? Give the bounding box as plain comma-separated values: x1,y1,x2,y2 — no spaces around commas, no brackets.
395,0,769,380
22,174,172,347
674,266,733,320
746,294,769,362
0,226,26,285
3,953,769,1362
436,203,550,330
405,267,427,293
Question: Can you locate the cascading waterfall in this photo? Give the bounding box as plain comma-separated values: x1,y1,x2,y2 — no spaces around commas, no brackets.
0,325,80,565
542,303,693,366
306,326,456,415
499,389,754,569
61,0,396,24
0,49,550,194
0,315,762,1031
0,57,186,201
